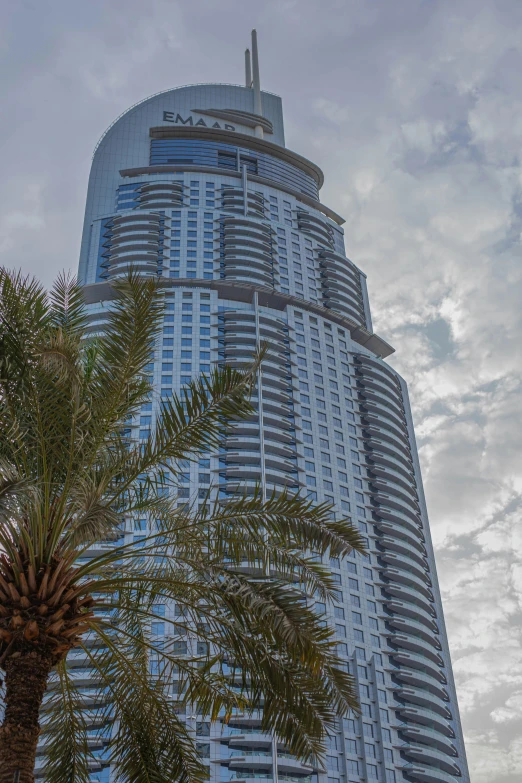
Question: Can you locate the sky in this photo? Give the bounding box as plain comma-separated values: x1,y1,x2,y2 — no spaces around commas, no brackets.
1,0,521,779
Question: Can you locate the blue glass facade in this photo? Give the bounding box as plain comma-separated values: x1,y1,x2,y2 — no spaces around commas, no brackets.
149,138,320,199
68,83,470,783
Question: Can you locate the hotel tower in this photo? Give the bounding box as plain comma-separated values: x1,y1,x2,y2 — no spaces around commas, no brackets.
72,31,469,783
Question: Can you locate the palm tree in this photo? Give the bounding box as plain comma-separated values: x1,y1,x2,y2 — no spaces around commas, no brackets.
0,269,364,783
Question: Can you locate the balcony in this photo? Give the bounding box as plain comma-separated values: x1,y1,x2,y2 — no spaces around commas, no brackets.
383,598,439,631
379,566,433,601
378,535,428,566
388,632,443,665
393,686,451,719
386,615,440,648
388,651,446,683
398,725,457,757
378,551,431,585
372,509,424,541
390,668,449,700
397,705,454,737
356,372,404,407
362,435,415,472
401,762,461,783
380,582,436,617
399,743,460,775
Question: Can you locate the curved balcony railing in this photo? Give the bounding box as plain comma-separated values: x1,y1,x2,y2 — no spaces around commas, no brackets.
386,615,440,648
396,705,454,737
367,459,418,496
221,188,266,217
401,762,461,783
384,598,438,630
400,744,461,775
358,389,406,428
356,373,405,410
379,551,431,585
398,724,458,756
388,633,442,666
391,668,449,701
389,650,446,683
378,533,427,562
394,686,452,719
353,353,462,778
381,568,433,602
296,210,334,248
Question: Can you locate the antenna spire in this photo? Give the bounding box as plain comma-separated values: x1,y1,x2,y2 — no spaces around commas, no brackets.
251,29,264,138
245,48,252,88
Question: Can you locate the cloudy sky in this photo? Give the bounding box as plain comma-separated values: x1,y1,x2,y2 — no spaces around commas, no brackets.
2,0,521,779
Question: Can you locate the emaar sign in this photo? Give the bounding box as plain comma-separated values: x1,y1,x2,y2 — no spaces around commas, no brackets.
163,111,236,131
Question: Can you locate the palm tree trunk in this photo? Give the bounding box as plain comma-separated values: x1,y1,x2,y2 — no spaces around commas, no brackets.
0,649,53,783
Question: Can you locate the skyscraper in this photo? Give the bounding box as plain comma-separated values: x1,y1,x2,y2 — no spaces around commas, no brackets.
76,31,469,783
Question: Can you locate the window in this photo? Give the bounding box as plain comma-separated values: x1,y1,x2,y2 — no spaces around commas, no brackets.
362,723,373,738
365,743,376,758
196,743,210,758
382,728,391,743
384,748,393,762
354,629,364,642
326,756,339,771
385,771,396,783
326,735,338,751
367,764,378,779
334,606,345,619
344,718,356,734
352,611,362,624
380,708,389,723
361,703,372,718
360,684,370,698
346,739,357,754
346,760,359,774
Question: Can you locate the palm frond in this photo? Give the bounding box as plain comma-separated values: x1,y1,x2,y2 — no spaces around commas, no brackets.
0,268,363,780
83,630,206,783
41,660,91,783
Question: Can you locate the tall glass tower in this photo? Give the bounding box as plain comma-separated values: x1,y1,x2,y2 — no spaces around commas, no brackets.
75,31,469,783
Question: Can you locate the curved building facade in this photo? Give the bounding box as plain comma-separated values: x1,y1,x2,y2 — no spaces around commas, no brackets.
73,41,469,783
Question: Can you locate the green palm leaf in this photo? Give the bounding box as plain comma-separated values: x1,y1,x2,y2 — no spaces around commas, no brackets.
0,269,363,781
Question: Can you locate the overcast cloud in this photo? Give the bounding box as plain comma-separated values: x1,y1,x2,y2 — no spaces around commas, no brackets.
1,1,521,779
